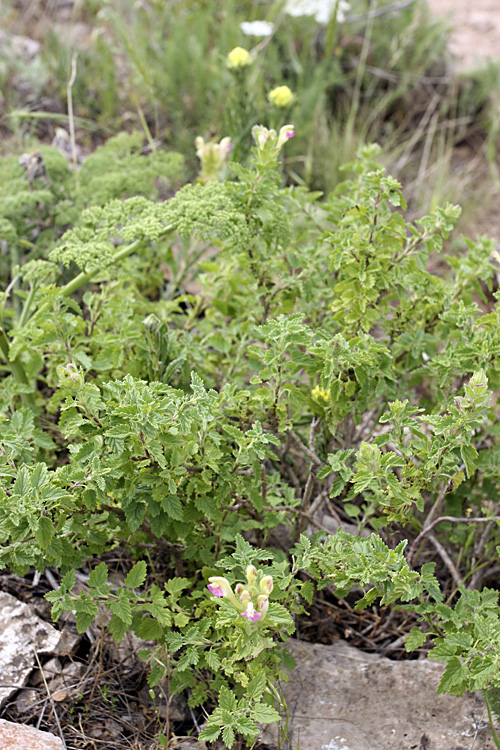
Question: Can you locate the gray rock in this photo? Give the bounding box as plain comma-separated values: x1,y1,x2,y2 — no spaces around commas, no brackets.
0,591,61,708
0,719,63,749
262,640,495,750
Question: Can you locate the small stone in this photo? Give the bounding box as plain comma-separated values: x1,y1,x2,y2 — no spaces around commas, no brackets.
14,688,39,714
0,592,61,708
0,719,63,749
49,661,86,702
54,627,80,657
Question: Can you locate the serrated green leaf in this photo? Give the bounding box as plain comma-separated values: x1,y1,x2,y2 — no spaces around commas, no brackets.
222,726,235,748
31,463,48,489
461,444,478,479
75,609,96,633
125,560,147,588
110,596,133,625
61,569,76,593
165,577,191,596
148,663,166,687
109,613,129,642
428,640,458,662
219,685,237,712
173,612,190,628
300,580,315,605
13,467,30,497
166,632,184,652
88,562,108,588
247,671,266,701
405,627,426,653
138,618,164,641
236,715,259,739
35,516,54,551
205,649,220,671
177,645,199,671
161,494,183,520
436,656,468,696
199,725,221,743
251,702,281,723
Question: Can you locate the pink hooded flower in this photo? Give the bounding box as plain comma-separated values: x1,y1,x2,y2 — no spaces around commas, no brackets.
241,602,261,622
207,576,233,599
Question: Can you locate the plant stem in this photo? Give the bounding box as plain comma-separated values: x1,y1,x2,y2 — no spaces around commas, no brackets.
60,227,174,298
484,690,500,749
17,281,37,328
407,515,500,566
60,238,144,298
0,328,36,410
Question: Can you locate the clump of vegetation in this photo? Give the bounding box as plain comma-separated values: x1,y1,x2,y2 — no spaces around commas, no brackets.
1,111,500,745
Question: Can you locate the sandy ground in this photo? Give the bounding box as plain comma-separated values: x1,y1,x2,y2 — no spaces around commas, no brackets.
429,0,500,70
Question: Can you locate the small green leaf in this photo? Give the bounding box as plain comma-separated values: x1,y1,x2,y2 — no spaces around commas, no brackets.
205,649,220,671
125,560,147,588
88,562,108,588
300,580,315,605
75,609,96,634
436,656,468,696
405,627,426,653
199,726,221,743
251,702,281,723
35,516,54,551
110,596,133,625
247,671,266,701
428,640,458,662
222,726,235,748
460,444,478,479
138,618,164,640
61,569,76,593
219,686,237,712
109,613,129,642
165,577,191,596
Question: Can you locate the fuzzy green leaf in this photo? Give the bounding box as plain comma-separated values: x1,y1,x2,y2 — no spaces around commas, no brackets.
125,560,147,588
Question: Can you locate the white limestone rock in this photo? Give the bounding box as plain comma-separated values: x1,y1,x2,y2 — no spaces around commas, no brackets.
262,639,496,750
0,591,61,708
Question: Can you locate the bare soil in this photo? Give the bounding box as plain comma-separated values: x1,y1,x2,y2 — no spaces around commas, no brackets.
430,0,500,71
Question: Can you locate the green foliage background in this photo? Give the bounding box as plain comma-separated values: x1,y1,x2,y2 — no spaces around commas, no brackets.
2,0,500,745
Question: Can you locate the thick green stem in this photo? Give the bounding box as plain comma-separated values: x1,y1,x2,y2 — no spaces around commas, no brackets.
0,329,37,410
17,281,38,329
60,238,145,298
60,226,175,298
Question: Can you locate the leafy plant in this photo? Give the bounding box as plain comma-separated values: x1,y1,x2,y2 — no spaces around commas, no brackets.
2,119,500,745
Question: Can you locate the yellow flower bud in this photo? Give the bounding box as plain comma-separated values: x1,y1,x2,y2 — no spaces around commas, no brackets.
257,594,269,620
227,47,252,69
259,575,273,595
268,85,294,108
245,565,258,583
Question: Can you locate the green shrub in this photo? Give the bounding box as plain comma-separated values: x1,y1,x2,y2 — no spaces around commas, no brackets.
2,126,500,746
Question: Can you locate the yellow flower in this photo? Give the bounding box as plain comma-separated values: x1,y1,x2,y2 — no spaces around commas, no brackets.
268,85,294,108
227,47,252,69
311,385,330,403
